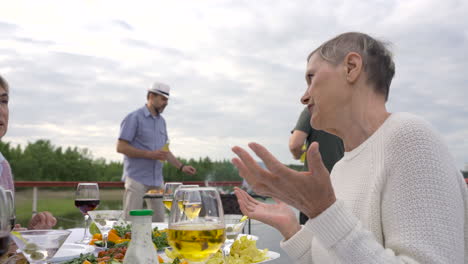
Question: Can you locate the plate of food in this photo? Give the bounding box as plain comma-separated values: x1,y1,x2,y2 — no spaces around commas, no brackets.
87,222,169,250
237,233,258,241
161,251,280,264
49,243,95,263
260,251,281,263
162,235,279,264
144,189,163,198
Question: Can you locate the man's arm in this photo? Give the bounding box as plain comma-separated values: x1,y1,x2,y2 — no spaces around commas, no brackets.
289,130,308,159
116,139,168,160
166,151,183,169
167,151,197,175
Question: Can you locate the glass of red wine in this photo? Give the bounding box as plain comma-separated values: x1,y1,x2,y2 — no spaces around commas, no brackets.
75,183,100,244
0,186,10,258
5,190,15,230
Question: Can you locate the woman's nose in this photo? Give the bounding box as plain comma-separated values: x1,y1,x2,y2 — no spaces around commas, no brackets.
301,91,310,105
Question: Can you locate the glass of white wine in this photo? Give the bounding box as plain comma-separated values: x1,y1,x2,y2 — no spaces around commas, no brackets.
163,182,182,211
168,187,225,264
174,185,199,213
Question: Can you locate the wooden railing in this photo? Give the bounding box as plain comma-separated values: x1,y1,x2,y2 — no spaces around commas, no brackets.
14,179,468,215
15,181,243,215
15,181,242,188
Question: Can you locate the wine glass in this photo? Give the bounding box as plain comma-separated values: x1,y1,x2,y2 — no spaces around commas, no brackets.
174,185,199,213
162,182,182,211
5,190,15,229
74,183,100,244
222,215,248,259
183,190,202,221
87,210,123,248
168,187,225,264
0,187,10,258
10,230,71,263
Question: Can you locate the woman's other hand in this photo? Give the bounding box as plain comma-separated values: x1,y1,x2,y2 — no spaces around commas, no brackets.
234,187,300,239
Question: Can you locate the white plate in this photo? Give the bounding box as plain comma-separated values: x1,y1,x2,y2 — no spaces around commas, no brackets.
260,251,281,263
50,243,95,263
250,251,280,263
238,234,259,241
151,222,168,230
161,250,280,263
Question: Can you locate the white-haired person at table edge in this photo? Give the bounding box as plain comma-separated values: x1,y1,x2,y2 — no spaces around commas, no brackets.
0,74,57,230
232,32,467,263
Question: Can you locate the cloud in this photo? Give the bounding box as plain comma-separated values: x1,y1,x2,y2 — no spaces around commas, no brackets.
0,0,467,170
112,20,133,31
122,38,187,58
0,21,18,36
13,37,54,46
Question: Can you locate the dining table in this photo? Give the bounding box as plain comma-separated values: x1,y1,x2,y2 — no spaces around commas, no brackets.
48,222,287,263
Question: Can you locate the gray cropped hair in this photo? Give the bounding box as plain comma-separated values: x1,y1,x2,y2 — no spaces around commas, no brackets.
308,32,395,101
0,74,9,92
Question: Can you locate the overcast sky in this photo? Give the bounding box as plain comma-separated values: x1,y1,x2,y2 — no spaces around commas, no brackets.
0,0,467,170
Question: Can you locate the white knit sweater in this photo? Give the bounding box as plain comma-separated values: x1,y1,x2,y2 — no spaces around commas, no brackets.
281,112,468,263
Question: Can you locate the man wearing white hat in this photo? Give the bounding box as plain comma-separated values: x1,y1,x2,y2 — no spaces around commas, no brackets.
117,82,196,221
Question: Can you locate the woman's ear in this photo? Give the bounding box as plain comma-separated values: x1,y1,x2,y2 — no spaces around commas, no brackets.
343,52,363,84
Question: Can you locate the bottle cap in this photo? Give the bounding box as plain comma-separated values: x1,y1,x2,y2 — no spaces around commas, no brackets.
129,209,154,216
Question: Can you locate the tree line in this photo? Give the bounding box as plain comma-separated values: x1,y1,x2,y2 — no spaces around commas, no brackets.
0,139,254,182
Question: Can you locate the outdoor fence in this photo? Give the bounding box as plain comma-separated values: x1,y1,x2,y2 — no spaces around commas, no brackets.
15,179,468,216
15,180,243,215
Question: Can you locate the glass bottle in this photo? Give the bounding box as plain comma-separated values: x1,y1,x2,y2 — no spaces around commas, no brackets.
123,209,158,264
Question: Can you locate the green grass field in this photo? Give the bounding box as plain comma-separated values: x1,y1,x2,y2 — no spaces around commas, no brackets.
15,188,125,229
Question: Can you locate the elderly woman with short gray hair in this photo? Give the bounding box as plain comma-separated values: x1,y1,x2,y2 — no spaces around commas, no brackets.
233,32,467,263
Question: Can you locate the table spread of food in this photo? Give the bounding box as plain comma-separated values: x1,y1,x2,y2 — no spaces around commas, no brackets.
59,223,271,264
2,186,279,264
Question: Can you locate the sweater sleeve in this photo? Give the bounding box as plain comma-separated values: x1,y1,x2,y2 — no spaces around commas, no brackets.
302,116,466,263
280,225,315,264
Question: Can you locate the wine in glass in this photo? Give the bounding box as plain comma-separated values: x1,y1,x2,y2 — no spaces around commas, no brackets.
162,182,182,211
0,186,10,258
168,187,225,264
74,183,100,244
5,190,14,230
87,210,123,248
175,185,199,212
183,190,202,220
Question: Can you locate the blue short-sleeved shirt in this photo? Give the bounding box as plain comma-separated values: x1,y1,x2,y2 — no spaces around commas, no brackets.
119,105,168,186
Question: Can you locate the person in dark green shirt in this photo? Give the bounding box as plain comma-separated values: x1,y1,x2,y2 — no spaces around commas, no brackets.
289,107,344,224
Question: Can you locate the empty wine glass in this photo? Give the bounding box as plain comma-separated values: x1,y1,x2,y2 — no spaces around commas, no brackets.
162,182,182,212
0,186,10,258
74,183,100,244
168,187,225,264
87,210,123,248
10,229,71,264
5,190,15,229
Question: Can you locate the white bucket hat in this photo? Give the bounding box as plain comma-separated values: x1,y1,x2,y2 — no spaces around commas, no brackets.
148,82,170,98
